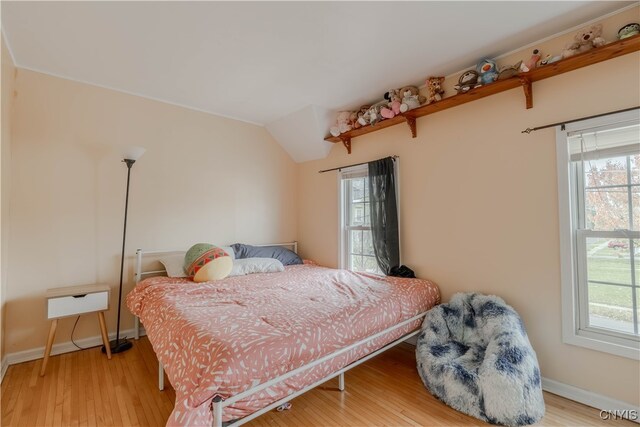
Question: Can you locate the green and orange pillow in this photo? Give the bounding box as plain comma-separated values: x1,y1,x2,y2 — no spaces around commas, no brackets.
184,243,233,282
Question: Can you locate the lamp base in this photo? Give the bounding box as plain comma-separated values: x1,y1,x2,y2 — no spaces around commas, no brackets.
102,338,133,354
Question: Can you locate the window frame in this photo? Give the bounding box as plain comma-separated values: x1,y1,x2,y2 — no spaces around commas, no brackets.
338,161,400,274
556,109,640,360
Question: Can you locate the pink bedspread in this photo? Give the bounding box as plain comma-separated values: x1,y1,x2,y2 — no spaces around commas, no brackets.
126,263,440,426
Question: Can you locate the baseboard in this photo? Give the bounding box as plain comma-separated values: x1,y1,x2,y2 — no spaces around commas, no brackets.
3,327,147,368
0,356,8,383
541,377,640,423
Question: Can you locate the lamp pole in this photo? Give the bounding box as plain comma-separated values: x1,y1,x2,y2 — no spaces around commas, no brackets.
102,158,137,354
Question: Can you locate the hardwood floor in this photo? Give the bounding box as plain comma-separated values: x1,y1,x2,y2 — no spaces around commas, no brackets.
1,337,634,426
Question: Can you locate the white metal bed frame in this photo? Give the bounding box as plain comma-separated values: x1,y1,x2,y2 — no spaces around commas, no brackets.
132,242,428,427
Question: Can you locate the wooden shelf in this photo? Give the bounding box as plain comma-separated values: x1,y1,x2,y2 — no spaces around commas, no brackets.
326,35,640,153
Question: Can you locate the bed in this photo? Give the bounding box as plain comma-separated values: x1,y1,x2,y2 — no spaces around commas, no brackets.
126,243,440,427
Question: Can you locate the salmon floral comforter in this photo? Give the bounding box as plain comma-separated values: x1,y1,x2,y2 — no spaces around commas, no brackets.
126,263,440,426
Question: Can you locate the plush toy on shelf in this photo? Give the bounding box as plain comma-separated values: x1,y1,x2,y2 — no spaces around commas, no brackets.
359,100,389,126
329,111,355,137
399,86,426,112
425,77,445,103
454,70,481,93
617,23,640,39
540,54,562,66
352,105,371,129
520,49,542,72
497,61,522,80
476,59,499,85
380,89,402,119
562,24,606,58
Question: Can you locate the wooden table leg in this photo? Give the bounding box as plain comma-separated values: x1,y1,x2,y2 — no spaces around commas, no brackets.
97,312,112,359
40,319,58,376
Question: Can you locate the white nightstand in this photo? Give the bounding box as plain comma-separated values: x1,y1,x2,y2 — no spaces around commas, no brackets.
40,284,112,376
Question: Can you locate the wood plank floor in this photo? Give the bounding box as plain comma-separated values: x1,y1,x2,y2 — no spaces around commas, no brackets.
1,337,634,426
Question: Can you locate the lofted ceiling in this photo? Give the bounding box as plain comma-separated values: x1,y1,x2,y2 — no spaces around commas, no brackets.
1,1,634,162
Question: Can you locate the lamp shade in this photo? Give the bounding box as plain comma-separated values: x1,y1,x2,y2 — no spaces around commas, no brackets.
122,145,146,161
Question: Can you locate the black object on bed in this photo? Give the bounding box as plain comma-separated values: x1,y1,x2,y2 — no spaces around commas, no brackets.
231,244,303,266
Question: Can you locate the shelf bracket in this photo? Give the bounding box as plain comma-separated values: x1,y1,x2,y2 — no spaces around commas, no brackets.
519,76,533,109
404,116,417,138
340,136,352,154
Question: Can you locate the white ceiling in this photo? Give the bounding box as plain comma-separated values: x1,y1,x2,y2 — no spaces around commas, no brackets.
1,1,633,162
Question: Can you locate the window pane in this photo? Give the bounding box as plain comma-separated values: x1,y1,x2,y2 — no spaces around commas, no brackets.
636,291,639,333
587,283,634,334
350,230,363,254
350,254,363,271
584,188,630,231
363,256,380,273
634,239,639,284
364,202,370,226
631,154,639,185
363,230,375,256
363,177,370,201
586,237,632,285
633,188,639,231
351,179,365,203
351,203,365,226
584,157,628,188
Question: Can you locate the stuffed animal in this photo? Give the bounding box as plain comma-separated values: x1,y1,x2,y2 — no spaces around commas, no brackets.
540,54,562,66
454,70,481,93
359,100,389,126
352,105,370,129
426,77,445,103
329,111,354,137
498,61,522,80
476,59,498,85
399,86,426,112
380,89,402,119
618,23,640,40
520,49,541,72
562,24,606,58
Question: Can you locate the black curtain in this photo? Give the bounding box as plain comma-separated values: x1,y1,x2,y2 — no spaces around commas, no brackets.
368,157,399,275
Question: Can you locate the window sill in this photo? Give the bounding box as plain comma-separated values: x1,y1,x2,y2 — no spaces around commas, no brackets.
563,329,640,360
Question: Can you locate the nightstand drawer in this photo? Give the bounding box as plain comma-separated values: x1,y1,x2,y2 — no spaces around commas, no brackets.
47,291,109,319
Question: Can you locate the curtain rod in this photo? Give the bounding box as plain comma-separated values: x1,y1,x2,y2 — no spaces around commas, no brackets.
318,155,399,173
521,106,640,134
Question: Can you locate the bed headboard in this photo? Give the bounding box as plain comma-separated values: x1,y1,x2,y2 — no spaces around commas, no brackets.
134,242,298,284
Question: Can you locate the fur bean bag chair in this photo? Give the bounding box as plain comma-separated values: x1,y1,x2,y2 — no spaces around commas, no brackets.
416,293,545,426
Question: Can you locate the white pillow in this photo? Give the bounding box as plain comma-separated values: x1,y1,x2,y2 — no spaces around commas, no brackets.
159,254,188,278
228,257,284,277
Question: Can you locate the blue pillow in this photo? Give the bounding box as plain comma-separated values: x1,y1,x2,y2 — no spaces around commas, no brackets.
231,244,302,266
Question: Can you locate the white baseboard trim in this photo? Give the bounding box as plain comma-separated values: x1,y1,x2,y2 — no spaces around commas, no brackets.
542,377,640,423
3,327,147,369
0,356,8,383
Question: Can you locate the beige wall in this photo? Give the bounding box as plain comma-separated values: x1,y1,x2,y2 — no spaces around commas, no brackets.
297,17,640,408
4,69,297,354
1,35,16,365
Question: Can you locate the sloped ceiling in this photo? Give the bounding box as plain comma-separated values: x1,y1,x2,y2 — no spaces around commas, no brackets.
1,1,633,162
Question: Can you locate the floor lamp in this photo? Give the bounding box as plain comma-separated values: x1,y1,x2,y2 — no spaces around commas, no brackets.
103,145,146,354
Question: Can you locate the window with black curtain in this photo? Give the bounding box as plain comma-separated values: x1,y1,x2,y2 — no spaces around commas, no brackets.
339,157,400,275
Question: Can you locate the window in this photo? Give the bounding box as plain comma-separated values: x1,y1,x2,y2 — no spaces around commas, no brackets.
339,165,382,274
557,110,640,359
